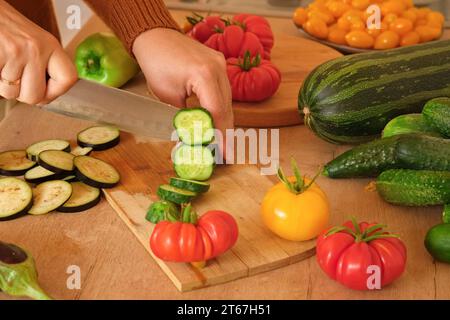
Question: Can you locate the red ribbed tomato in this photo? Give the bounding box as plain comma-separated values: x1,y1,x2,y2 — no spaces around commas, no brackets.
188,15,226,43
316,220,407,291
233,14,274,59
227,52,281,102
204,25,264,59
150,209,239,263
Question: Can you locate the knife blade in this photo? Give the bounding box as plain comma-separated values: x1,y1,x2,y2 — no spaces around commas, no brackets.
43,79,179,141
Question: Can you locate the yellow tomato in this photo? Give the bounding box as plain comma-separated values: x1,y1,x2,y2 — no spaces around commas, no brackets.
374,30,400,49
342,9,363,21
293,7,308,27
390,17,413,36
345,30,375,48
415,25,442,42
261,166,330,242
337,16,352,31
383,13,398,25
304,17,329,39
400,31,420,46
351,19,366,30
328,27,348,44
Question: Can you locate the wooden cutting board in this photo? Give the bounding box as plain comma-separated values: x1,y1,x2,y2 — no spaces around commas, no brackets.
66,13,342,128
93,132,316,291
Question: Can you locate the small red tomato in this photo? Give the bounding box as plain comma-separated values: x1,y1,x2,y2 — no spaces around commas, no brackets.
189,15,226,43
316,219,407,290
150,206,239,263
227,51,281,102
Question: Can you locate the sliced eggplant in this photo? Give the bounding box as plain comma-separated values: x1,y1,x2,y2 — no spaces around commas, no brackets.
62,175,77,182
28,180,72,215
77,126,120,151
38,150,74,174
0,177,33,220
71,146,93,157
0,150,36,176
26,140,70,161
24,166,68,184
74,156,120,189
57,182,101,213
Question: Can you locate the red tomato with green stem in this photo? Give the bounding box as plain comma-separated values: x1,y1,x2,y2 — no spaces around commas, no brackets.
150,205,239,263
316,219,407,290
187,14,226,43
204,25,265,59
227,51,281,102
233,14,274,59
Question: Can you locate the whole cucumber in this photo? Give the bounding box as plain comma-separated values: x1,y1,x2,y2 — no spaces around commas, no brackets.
423,97,450,138
376,169,450,206
382,114,442,138
425,224,450,264
324,134,450,178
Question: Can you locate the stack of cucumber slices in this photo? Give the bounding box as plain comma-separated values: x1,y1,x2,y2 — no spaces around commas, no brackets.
0,126,120,220
147,108,215,223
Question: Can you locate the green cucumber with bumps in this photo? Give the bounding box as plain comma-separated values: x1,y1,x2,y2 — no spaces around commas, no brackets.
324,134,450,178
422,97,450,138
376,169,450,206
382,114,442,138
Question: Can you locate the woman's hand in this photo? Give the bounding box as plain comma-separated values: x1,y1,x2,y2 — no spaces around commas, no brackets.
0,1,77,105
133,28,234,156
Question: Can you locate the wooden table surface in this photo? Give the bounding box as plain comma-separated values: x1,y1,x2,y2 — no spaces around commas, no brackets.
1,11,450,300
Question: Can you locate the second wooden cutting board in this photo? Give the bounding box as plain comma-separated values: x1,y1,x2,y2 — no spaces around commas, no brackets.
66,13,342,128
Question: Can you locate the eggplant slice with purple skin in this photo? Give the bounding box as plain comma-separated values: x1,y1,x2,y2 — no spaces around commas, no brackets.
77,126,120,151
73,156,120,189
0,150,36,176
26,139,71,162
37,150,75,175
0,177,33,221
0,241,52,300
57,182,101,213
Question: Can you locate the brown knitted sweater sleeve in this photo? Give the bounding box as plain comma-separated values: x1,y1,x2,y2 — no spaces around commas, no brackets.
84,0,181,53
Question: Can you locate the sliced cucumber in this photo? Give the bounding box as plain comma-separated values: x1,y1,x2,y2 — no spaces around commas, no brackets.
24,166,68,184
28,180,72,215
169,177,210,193
173,144,214,181
26,139,70,161
173,108,215,145
0,177,33,220
73,156,120,189
71,146,93,156
77,126,120,151
0,150,36,176
157,184,197,204
38,150,75,174
57,182,101,213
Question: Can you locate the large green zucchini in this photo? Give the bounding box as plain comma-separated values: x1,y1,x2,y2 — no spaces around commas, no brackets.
299,40,450,144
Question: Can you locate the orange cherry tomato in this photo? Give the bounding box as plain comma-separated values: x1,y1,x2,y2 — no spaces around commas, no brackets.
383,13,398,25
352,0,370,10
304,17,329,39
374,30,400,49
351,19,366,30
402,8,418,24
416,7,432,19
342,9,363,22
337,16,352,31
390,17,413,36
415,25,442,42
327,1,352,18
415,18,428,27
381,0,406,16
367,26,381,37
293,7,308,27
328,27,348,44
402,0,413,8
400,31,420,46
308,9,335,25
345,30,374,48
427,11,445,25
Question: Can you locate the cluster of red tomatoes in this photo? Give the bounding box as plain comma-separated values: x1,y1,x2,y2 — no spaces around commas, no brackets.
184,13,282,102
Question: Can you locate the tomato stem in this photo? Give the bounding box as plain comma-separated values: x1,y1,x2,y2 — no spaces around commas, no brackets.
237,51,261,71
276,157,323,195
326,219,400,243
181,204,198,224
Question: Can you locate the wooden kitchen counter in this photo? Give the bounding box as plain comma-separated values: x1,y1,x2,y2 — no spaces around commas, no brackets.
1,11,450,300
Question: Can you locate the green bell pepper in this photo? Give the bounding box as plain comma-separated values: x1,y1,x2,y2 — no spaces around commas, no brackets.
75,32,140,88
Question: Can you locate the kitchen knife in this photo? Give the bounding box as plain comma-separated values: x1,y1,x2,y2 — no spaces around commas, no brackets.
43,79,179,141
